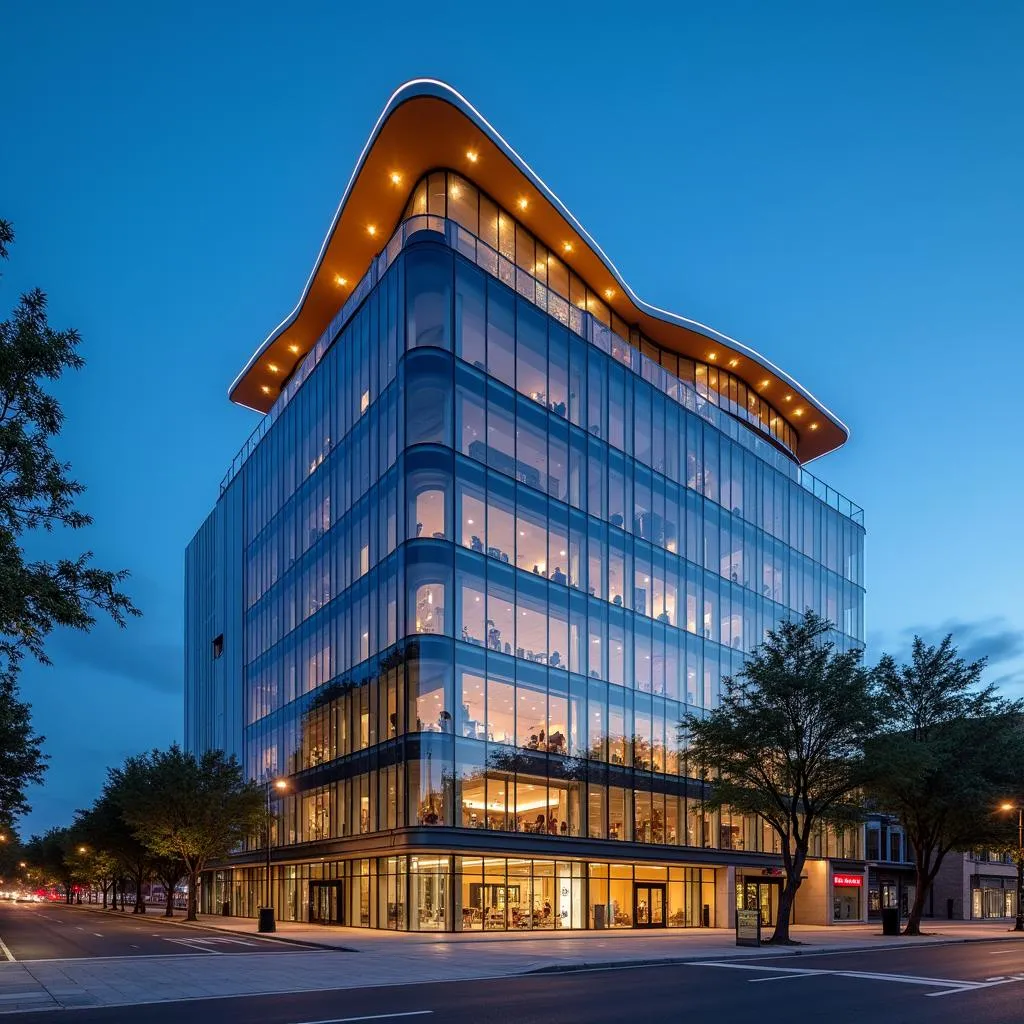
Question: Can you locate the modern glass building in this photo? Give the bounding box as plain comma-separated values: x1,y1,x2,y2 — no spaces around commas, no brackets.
186,80,867,932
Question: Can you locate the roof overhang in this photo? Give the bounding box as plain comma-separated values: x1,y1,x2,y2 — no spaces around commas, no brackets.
230,78,850,463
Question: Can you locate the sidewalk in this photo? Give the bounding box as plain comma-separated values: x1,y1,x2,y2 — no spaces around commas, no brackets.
1,906,1020,1016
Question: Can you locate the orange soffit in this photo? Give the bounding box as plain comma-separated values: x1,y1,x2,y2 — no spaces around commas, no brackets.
229,79,849,464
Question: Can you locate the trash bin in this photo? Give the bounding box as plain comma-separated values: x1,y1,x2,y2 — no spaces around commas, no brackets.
221,901,231,917
881,907,900,936
258,907,276,933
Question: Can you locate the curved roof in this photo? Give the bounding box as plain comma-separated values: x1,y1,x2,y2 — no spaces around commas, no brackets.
230,79,849,463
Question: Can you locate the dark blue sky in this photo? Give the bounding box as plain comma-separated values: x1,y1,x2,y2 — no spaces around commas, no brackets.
3,2,1022,834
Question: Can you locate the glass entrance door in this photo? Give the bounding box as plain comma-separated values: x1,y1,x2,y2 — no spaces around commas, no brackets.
309,881,344,925
740,881,778,927
634,884,666,927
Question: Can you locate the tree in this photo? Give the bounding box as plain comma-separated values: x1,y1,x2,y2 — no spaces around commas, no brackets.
76,790,152,913
24,827,78,902
117,745,264,921
865,635,1024,935
0,219,139,822
683,611,881,943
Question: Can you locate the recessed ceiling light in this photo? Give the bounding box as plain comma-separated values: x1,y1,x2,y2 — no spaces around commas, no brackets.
563,241,573,253
517,197,528,211
604,288,615,299
288,344,300,354
335,274,348,287
794,408,804,417
367,225,377,237
261,385,272,395
708,353,717,361
389,171,402,186
810,423,819,431
267,363,279,373
466,150,478,163
760,379,770,388
728,358,739,368
784,394,793,402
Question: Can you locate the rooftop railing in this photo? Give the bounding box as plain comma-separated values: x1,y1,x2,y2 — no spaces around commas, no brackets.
222,215,864,526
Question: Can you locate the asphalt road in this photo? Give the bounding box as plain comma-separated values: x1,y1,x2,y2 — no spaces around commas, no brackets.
0,900,308,960
7,938,1024,1023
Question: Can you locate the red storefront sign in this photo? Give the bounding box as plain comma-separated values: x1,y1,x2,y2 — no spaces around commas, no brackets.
833,874,863,888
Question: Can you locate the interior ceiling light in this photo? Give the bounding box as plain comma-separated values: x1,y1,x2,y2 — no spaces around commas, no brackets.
708,352,717,361
267,363,279,373
784,394,793,402
335,275,348,287
604,288,615,299
288,344,300,354
728,358,739,368
760,379,770,389
466,150,478,162
563,241,573,253
389,171,402,185
261,385,272,395
367,225,377,237
794,408,805,416
517,197,529,210
810,422,819,430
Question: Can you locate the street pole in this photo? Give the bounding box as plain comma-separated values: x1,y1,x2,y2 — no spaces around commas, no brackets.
260,779,274,932
259,776,286,933
1016,807,1023,933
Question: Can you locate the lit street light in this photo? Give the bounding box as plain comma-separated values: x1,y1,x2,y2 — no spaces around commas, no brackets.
260,776,288,933
999,802,1024,932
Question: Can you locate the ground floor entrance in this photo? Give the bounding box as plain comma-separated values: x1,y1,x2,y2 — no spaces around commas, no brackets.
309,881,344,925
634,883,666,927
736,878,780,928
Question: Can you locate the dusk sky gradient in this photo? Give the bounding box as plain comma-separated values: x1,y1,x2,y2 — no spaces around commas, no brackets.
3,1,1022,835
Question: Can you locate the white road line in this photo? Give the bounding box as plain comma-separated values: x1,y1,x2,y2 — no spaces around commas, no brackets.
749,972,826,982
990,949,1024,955
293,1013,433,1024
93,933,103,938
690,960,1012,996
0,938,15,962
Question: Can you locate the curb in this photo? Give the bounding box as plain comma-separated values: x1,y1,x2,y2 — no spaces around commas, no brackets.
57,901,355,953
527,933,1024,974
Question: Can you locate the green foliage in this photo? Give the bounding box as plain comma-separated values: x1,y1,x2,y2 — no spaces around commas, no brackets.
865,635,1024,934
115,745,263,919
683,611,881,942
24,826,81,898
0,681,45,821
0,218,141,821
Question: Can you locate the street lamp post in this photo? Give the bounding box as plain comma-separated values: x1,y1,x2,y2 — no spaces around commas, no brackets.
1000,803,1024,932
260,777,288,933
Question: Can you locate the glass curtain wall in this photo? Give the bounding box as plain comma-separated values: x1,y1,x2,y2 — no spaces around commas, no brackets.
225,181,865,927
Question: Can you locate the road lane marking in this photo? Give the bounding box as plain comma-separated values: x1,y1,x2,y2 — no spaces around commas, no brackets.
293,1014,433,1024
93,933,103,937
749,972,826,982
0,938,14,962
690,960,1024,997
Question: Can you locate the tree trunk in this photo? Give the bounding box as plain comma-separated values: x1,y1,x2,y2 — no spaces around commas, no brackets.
186,870,199,921
119,880,126,912
768,851,807,945
101,884,107,910
110,879,116,910
163,881,175,918
133,876,145,914
904,840,938,936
